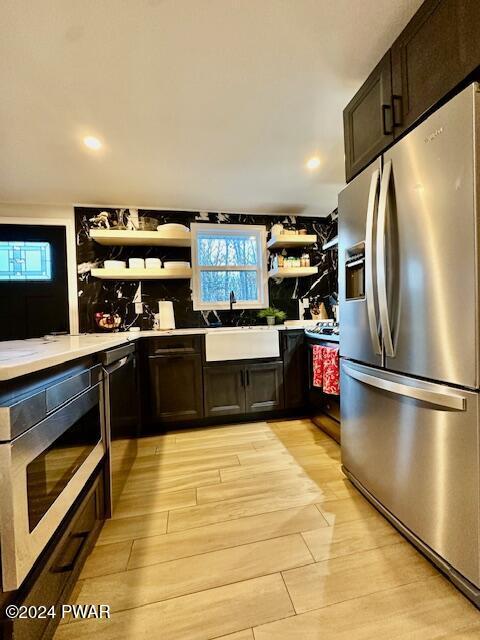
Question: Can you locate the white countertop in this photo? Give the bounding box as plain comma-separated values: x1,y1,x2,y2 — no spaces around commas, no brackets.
0,323,318,381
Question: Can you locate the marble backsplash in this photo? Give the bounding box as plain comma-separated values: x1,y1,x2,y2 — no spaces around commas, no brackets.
75,207,338,332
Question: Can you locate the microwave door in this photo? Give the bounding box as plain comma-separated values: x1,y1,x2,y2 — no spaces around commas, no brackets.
0,384,104,591
338,158,383,367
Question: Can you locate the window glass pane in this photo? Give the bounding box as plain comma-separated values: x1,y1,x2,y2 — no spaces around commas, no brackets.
198,234,258,267
0,241,52,281
200,270,258,303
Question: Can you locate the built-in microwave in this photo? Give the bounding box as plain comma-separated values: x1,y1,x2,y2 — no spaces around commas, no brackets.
0,364,105,591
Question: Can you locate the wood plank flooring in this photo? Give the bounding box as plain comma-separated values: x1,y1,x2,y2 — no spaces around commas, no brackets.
54,419,478,639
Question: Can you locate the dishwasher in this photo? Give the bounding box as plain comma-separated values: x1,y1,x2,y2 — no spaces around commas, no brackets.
101,343,139,516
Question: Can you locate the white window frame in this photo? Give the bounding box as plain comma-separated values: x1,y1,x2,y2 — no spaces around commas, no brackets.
191,223,268,311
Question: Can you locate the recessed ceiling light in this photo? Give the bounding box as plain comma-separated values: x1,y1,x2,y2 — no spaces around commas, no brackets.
83,135,102,150
306,156,321,170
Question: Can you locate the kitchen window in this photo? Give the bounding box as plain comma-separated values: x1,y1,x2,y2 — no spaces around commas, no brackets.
191,223,268,310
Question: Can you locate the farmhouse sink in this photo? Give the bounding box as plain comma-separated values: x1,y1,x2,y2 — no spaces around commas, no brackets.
205,328,280,361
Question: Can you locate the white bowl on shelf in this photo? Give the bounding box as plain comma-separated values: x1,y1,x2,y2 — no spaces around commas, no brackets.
104,260,126,270
157,224,190,234
164,261,190,269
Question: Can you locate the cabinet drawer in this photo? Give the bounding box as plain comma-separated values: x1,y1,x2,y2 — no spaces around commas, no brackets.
145,335,204,356
10,467,105,640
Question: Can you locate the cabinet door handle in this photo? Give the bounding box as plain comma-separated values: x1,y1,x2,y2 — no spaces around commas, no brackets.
53,531,90,573
381,104,393,136
392,94,403,127
240,370,244,387
246,370,250,386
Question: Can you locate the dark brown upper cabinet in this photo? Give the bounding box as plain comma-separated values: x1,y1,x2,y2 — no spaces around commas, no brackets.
343,52,393,183
343,0,480,182
390,0,480,136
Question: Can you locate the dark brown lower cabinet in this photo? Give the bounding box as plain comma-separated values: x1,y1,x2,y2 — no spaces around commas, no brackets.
282,330,307,409
245,362,284,413
1,465,105,640
204,361,284,418
147,353,204,424
204,365,245,418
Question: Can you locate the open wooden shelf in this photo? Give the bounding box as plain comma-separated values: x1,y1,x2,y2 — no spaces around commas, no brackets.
267,234,317,249
268,266,318,279
91,268,192,280
90,229,191,247
322,236,338,250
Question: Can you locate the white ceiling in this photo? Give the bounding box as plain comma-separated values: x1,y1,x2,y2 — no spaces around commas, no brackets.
1,0,422,216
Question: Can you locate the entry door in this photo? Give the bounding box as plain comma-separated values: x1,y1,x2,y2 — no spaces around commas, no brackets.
341,360,480,587
0,224,69,339
338,158,383,367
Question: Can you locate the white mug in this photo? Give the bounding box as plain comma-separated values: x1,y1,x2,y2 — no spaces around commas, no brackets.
128,258,145,269
145,258,162,269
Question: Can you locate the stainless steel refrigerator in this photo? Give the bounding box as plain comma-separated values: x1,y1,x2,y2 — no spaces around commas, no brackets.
338,82,480,605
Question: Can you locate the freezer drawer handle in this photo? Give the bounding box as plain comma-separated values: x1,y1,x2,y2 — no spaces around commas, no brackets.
365,168,381,355
343,364,466,411
377,159,395,357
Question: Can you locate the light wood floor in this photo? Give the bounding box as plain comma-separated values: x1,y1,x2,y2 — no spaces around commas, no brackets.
55,418,480,639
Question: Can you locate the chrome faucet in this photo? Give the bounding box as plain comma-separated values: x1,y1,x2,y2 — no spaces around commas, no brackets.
229,290,236,311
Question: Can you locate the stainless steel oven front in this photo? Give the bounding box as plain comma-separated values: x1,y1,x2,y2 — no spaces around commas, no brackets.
0,372,105,591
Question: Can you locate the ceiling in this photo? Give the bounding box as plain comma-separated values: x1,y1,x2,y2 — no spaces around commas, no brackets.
1,0,423,216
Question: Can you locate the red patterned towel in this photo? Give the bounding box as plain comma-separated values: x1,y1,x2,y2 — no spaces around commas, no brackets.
322,346,340,395
312,345,323,388
312,345,340,395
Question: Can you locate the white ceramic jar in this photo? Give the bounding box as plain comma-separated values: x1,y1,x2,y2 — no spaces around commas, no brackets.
128,258,145,269
145,258,162,269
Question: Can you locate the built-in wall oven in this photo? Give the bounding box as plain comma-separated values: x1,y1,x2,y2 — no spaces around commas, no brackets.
0,363,105,591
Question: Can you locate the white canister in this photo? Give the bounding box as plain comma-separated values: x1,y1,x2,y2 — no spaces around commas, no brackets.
145,258,162,269
271,224,284,236
104,260,126,270
129,258,145,269
158,301,175,330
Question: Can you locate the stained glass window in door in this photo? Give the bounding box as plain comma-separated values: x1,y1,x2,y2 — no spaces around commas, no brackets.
0,241,52,280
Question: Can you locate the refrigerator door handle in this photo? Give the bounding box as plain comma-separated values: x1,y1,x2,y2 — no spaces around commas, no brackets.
365,168,382,355
377,159,395,357
342,363,466,411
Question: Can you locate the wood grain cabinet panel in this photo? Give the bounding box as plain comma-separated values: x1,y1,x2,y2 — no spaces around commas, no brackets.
147,354,204,424
204,365,245,418
343,52,393,182
282,330,307,409
343,0,480,181
391,0,473,135
245,362,284,414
